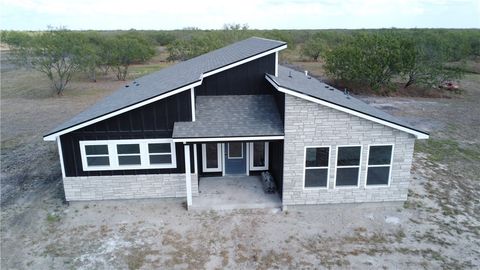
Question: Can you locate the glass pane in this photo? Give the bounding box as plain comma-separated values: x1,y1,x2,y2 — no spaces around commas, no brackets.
253,142,265,167
85,145,108,155
149,155,172,164
367,166,390,185
149,143,171,154
87,156,109,166
228,143,242,158
305,168,328,188
205,143,218,168
336,167,359,186
337,146,361,166
369,146,392,165
117,144,140,154
118,155,141,165
306,147,329,167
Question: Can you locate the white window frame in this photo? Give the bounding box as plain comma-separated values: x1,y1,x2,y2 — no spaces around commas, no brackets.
79,139,176,171
365,144,394,188
334,145,363,189
227,142,243,159
249,142,269,171
201,143,222,172
303,146,331,190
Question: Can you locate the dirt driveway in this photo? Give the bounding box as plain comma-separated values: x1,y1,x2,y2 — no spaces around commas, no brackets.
1,63,479,269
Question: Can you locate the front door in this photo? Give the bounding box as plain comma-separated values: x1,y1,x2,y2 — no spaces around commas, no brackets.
224,142,246,175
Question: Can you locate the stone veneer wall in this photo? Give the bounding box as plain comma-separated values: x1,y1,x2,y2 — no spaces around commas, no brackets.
282,95,416,206
63,174,198,201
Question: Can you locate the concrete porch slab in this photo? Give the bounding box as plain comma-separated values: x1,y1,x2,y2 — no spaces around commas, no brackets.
191,175,282,211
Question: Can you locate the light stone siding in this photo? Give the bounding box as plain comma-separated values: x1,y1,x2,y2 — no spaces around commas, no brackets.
283,95,415,206
63,174,198,201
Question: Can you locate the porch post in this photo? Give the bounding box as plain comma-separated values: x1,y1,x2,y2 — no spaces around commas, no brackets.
184,143,192,209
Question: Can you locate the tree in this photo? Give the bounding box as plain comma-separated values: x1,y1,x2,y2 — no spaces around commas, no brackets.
167,32,223,61
78,32,107,82
107,35,156,80
399,32,464,88
10,29,88,95
324,32,404,92
303,34,326,61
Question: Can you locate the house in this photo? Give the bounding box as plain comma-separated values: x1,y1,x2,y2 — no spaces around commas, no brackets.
43,37,429,209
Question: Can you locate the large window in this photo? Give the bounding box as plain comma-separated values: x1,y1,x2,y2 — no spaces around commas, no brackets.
366,145,393,186
304,146,330,188
249,142,269,171
335,146,362,187
202,143,222,172
79,139,176,171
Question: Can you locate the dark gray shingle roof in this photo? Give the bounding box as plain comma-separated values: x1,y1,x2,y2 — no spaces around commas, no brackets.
172,95,283,139
266,66,428,135
45,37,286,138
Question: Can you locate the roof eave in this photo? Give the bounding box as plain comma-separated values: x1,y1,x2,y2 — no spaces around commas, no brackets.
265,74,429,140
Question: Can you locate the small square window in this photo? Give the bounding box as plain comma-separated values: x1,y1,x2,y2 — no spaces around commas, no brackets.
306,147,329,167
228,143,243,159
368,146,392,165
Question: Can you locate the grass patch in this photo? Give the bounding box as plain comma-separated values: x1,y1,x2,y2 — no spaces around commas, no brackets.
415,139,480,163
46,213,61,223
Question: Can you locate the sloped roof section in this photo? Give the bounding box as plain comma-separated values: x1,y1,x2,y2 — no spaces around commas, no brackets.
173,95,283,139
44,37,286,139
266,66,429,138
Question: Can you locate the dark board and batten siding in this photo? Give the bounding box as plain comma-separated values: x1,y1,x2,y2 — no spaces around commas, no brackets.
195,54,276,96
269,141,284,198
61,91,193,177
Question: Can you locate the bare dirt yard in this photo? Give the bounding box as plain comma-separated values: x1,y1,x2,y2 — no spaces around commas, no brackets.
1,55,479,269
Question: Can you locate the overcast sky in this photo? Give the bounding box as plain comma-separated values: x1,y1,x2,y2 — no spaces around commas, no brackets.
1,0,479,30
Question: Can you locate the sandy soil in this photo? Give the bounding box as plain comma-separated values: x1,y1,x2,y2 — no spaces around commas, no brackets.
1,57,479,269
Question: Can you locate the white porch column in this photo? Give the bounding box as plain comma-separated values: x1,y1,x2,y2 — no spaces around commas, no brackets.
184,143,192,209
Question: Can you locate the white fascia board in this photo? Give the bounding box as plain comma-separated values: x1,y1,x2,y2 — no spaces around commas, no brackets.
203,45,287,78
173,135,284,143
56,137,66,178
43,81,202,141
265,76,429,139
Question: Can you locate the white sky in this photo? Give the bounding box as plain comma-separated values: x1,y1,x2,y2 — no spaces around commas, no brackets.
1,0,479,30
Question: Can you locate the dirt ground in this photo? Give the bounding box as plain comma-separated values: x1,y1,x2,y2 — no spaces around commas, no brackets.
1,54,479,269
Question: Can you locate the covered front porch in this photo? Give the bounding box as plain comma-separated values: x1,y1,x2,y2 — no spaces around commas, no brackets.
172,95,285,210
191,175,282,210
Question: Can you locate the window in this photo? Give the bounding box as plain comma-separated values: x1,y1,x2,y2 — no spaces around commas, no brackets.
366,145,393,186
79,139,176,171
202,143,222,172
304,146,330,188
335,146,362,187
249,142,269,171
148,143,172,165
84,144,110,167
117,144,141,165
228,142,243,159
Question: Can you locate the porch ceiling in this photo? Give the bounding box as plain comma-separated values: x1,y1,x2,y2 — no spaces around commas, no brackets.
172,95,284,139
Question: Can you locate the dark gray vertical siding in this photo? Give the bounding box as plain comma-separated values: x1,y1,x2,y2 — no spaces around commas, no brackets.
269,140,284,198
195,54,276,96
61,91,193,177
